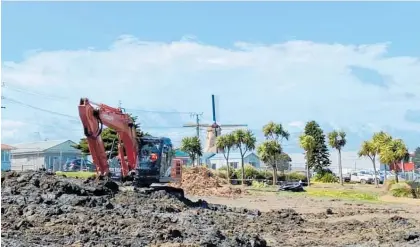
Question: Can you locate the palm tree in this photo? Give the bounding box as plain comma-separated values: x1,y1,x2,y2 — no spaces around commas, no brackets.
358,141,380,187
180,136,202,167
380,138,408,183
328,130,347,185
261,121,290,184
299,134,316,187
262,121,290,143
372,131,392,180
257,140,282,185
232,129,256,185
216,134,235,182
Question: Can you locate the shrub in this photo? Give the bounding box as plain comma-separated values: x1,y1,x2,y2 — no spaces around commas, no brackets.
404,181,420,198
313,173,339,183
217,166,236,179
233,165,260,180
252,180,268,188
214,170,228,180
390,183,412,198
286,172,307,182
384,179,397,191
258,170,273,180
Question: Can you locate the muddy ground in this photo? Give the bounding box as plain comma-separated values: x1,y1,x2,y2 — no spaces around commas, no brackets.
2,171,420,247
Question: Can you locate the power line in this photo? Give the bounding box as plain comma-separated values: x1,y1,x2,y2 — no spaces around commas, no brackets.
2,82,69,101
2,96,199,132
2,82,195,115
126,108,193,115
3,96,79,120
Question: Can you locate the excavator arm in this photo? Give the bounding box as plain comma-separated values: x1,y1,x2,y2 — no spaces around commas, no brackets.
78,98,138,178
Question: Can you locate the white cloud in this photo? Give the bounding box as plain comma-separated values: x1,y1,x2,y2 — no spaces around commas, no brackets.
2,35,420,148
1,120,29,142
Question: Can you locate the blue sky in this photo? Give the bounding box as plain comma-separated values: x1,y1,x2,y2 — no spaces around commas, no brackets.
1,2,420,155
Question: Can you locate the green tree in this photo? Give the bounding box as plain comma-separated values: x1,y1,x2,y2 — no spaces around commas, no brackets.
299,134,316,186
277,152,292,173
413,147,420,169
180,136,202,167
303,121,331,172
259,121,290,184
257,140,282,185
216,134,235,183
262,121,290,142
358,140,380,187
232,129,257,185
73,114,148,159
379,138,408,183
328,130,347,185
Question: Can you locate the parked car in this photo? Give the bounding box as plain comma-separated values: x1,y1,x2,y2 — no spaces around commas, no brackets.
350,171,376,184
65,159,95,172
343,173,351,183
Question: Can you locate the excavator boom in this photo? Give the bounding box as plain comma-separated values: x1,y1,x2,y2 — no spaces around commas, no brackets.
78,98,138,178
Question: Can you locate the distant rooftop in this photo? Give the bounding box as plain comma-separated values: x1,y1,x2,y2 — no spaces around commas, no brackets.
201,152,216,160
209,152,256,160
11,139,78,154
174,150,189,157
1,144,16,150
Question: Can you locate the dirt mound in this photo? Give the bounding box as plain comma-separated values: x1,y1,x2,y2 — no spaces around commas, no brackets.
1,170,266,247
175,166,246,197
3,170,420,247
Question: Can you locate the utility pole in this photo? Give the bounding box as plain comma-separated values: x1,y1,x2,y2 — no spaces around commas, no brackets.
183,112,203,166
188,112,203,139
192,112,203,139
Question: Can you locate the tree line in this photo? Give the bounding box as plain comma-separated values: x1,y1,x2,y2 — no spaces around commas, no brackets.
180,120,420,186
72,114,420,185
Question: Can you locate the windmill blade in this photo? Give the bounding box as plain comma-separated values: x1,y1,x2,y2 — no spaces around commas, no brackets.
183,123,213,127
183,123,197,127
199,124,212,127
219,124,248,127
212,94,220,123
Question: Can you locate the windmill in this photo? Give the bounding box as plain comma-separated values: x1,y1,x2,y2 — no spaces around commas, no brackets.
183,95,247,153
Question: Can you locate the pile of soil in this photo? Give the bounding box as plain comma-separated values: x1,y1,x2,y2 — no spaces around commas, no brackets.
2,170,420,247
175,166,246,197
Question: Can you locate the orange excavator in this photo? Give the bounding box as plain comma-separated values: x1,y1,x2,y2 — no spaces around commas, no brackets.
78,98,184,197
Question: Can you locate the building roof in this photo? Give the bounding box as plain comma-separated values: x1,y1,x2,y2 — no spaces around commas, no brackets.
1,144,16,150
174,150,189,157
11,139,77,154
201,152,216,160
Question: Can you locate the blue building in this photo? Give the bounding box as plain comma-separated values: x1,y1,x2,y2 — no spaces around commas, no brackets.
1,144,15,171
208,152,261,170
10,140,82,171
200,152,217,167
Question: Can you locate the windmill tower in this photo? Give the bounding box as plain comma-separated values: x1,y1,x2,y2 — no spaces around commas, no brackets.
183,95,247,153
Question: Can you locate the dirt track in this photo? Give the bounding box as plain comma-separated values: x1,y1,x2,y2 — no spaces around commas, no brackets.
2,170,420,247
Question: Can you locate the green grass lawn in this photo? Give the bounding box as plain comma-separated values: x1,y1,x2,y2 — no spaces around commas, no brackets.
55,171,96,179
247,184,380,202
305,187,379,201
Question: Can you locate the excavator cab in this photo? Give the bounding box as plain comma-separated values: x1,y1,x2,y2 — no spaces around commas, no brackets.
134,136,182,187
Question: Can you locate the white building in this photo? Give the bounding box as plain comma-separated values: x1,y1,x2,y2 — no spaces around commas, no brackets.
11,140,82,171
208,152,261,170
